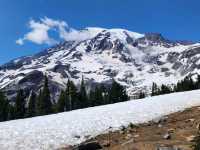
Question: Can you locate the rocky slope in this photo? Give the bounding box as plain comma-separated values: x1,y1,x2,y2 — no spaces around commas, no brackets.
0,27,200,100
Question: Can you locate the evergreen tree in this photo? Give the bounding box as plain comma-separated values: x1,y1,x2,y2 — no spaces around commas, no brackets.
37,76,53,116
7,104,15,120
151,82,159,96
56,90,66,112
36,90,42,116
138,91,145,99
93,86,104,106
109,80,128,103
0,91,9,121
27,91,36,117
160,84,171,95
66,80,79,110
78,77,88,108
196,75,200,89
15,89,26,119
88,89,95,107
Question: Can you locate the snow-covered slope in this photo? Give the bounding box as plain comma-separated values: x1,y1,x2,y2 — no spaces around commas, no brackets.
0,27,200,100
0,90,200,150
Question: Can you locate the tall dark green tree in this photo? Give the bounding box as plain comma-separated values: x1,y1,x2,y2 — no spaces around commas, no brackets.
15,89,26,119
109,80,128,103
89,89,95,107
56,90,66,112
196,75,200,89
37,76,53,116
79,77,88,108
36,90,42,116
138,91,145,99
7,104,15,120
66,80,79,110
160,84,171,95
27,91,36,117
151,82,159,96
0,91,9,121
93,86,104,106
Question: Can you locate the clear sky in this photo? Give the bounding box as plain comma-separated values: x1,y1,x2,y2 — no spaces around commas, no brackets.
0,0,200,64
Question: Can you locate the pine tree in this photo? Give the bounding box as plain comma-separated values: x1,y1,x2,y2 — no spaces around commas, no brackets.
37,76,53,116
27,91,36,117
160,84,171,95
15,89,26,119
151,82,159,96
79,77,88,108
93,86,104,106
0,91,9,121
7,104,15,120
89,89,95,107
138,91,145,99
56,90,66,112
66,80,79,110
36,90,42,116
109,80,128,103
196,75,200,89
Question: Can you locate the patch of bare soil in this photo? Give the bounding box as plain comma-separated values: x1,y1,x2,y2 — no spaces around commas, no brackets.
64,106,200,150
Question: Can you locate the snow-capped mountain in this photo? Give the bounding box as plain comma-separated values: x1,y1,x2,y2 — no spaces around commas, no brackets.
0,27,200,100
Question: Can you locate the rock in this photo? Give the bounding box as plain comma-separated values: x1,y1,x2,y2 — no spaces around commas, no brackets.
74,135,81,139
196,123,200,129
125,133,132,139
167,128,175,133
156,145,182,150
186,118,195,123
158,124,163,128
77,141,102,150
186,135,195,142
163,133,171,140
119,130,125,134
133,134,139,138
153,116,167,124
84,135,91,139
102,140,110,147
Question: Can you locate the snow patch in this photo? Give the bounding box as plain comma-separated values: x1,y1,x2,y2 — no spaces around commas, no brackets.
0,90,200,149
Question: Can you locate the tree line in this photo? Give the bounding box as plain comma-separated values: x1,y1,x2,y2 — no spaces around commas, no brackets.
151,75,200,97
0,76,129,122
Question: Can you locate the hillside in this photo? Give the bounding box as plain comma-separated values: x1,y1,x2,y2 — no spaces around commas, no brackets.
0,90,200,150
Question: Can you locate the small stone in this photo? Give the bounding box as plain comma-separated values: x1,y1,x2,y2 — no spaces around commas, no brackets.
167,128,175,133
163,133,171,140
84,135,91,139
102,140,110,147
186,118,195,123
125,133,132,139
77,141,102,150
74,135,81,139
196,123,200,129
157,145,182,150
133,134,139,138
186,135,195,142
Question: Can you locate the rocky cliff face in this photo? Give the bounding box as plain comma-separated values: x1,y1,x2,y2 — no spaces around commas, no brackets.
0,27,199,101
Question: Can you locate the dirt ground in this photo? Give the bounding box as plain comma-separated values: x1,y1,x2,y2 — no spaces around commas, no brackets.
97,106,200,150
64,106,200,150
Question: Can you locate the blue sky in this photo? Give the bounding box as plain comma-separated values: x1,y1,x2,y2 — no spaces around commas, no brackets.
0,0,200,64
